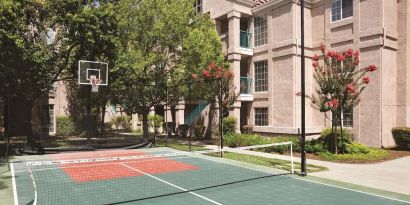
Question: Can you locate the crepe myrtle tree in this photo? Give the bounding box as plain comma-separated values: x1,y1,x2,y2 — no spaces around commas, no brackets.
191,62,237,141
304,44,377,154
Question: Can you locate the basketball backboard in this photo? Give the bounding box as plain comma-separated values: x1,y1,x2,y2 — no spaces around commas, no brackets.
78,60,108,85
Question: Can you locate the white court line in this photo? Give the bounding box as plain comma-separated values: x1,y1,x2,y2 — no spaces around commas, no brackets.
293,177,410,204
182,152,410,204
15,155,194,173
10,163,19,205
120,163,223,205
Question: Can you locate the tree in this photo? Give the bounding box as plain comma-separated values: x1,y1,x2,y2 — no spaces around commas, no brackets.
309,44,377,154
114,0,224,141
180,15,230,139
44,0,119,137
191,62,236,140
0,0,61,141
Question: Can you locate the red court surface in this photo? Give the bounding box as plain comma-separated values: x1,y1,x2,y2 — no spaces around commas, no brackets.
50,150,198,183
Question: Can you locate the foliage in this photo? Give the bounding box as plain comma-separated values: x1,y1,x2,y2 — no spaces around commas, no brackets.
308,44,377,153
392,127,410,150
56,116,79,136
317,148,388,162
112,115,131,131
219,152,327,173
241,125,253,134
222,116,237,135
148,114,163,133
114,0,224,141
178,124,190,138
305,128,369,154
224,133,268,147
194,125,205,139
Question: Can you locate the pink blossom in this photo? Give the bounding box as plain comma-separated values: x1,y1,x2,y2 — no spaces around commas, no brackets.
313,54,319,61
354,50,360,59
337,53,345,61
209,62,216,70
202,69,211,78
192,73,198,79
312,61,318,68
345,84,356,93
363,76,370,84
346,48,353,57
367,65,377,72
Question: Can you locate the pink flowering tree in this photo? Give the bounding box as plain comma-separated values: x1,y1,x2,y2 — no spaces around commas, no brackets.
191,62,237,139
310,44,377,154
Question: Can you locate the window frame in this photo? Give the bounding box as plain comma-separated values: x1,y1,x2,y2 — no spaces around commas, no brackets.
342,108,353,128
254,107,269,126
194,0,202,14
254,60,268,92
331,0,353,22
253,13,267,47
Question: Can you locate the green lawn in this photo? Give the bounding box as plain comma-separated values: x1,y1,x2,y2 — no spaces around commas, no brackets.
155,139,327,173
317,148,390,163
155,140,208,151
218,152,327,173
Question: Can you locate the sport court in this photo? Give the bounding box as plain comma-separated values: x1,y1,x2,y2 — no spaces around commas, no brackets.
11,148,410,205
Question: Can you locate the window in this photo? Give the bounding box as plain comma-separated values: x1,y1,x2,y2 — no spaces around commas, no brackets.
254,60,268,92
38,105,55,133
255,108,268,126
342,108,353,127
254,14,267,46
331,0,353,22
194,0,202,14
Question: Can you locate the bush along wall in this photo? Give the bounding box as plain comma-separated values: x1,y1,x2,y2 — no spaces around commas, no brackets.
392,127,410,150
56,116,79,136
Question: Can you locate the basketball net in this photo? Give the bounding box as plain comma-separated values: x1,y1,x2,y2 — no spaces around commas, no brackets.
89,75,101,92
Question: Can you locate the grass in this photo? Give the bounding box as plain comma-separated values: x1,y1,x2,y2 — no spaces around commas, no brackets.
317,148,390,163
155,140,208,151
219,152,327,173
155,139,327,173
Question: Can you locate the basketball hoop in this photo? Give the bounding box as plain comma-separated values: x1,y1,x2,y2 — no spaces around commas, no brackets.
89,75,101,92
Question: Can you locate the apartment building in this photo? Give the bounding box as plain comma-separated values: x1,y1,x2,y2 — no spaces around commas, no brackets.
196,0,410,148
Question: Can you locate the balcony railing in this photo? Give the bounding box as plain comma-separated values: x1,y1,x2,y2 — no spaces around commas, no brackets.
240,30,251,48
240,77,253,94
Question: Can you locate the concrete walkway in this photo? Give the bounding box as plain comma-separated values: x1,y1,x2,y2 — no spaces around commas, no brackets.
204,145,410,195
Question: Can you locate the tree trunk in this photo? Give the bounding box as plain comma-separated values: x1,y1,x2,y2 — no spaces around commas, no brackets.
332,111,338,154
25,100,34,146
339,107,344,154
204,102,216,140
142,111,149,141
100,104,106,138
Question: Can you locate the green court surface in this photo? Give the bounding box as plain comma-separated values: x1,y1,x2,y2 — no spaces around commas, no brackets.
8,148,410,205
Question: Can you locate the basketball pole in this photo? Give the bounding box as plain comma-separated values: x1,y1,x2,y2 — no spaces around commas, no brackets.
300,0,307,176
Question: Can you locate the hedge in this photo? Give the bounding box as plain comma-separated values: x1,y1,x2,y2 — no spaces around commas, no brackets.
222,116,237,134
56,116,79,136
392,127,410,150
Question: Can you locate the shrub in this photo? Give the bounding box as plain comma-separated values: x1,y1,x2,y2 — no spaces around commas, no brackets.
222,116,237,134
224,133,267,147
305,128,369,154
242,125,253,134
344,142,370,154
392,127,410,150
148,114,163,133
194,125,205,139
112,115,132,130
56,116,79,136
178,124,190,138
319,127,352,153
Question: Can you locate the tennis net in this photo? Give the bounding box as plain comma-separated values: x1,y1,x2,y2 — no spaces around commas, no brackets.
26,142,294,205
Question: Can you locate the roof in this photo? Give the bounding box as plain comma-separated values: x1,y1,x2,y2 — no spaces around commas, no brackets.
250,0,272,7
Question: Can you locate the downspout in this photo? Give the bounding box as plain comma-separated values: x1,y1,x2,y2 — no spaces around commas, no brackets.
295,2,299,130
380,0,385,148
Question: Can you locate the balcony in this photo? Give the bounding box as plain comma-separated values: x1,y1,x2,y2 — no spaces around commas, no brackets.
239,77,253,101
240,31,253,56
240,77,252,94
240,30,251,48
